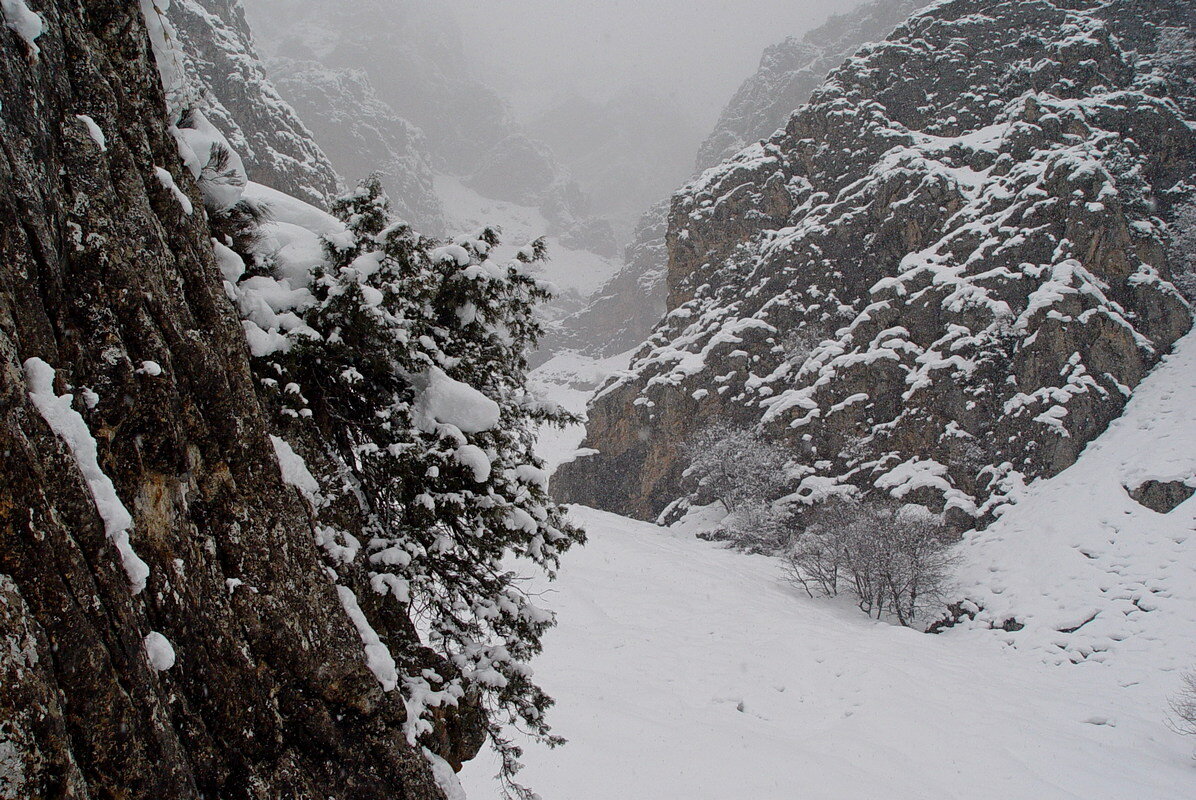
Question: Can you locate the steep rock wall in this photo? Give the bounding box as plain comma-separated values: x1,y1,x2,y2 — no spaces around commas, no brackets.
550,0,925,364
555,0,1195,523
0,2,447,797
695,0,924,173
170,0,341,207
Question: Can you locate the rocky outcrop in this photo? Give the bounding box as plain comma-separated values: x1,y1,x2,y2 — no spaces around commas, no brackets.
267,56,445,234
0,2,454,796
555,0,1196,524
1127,480,1195,514
169,0,341,207
694,0,924,173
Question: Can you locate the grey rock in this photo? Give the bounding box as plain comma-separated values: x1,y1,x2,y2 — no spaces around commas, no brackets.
267,57,445,234
0,2,454,796
1127,480,1196,513
555,0,1196,525
169,0,341,207
695,0,924,173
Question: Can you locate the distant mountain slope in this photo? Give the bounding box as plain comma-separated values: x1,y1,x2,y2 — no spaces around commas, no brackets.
555,0,1195,522
551,0,923,363
266,57,445,234
247,0,614,256
245,0,511,175
695,0,925,172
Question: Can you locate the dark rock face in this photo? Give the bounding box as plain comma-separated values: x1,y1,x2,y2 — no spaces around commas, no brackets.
170,0,341,207
555,0,1195,524
694,0,923,173
1127,480,1196,513
0,2,448,797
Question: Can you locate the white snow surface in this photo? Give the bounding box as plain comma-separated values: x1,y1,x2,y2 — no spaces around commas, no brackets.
463,333,1196,798
424,748,468,800
336,584,398,692
227,182,341,357
139,0,188,116
461,498,1195,799
143,631,176,671
154,166,193,215
269,434,320,502
436,176,620,299
23,358,150,594
75,114,106,151
2,0,43,55
955,331,1196,680
173,109,246,211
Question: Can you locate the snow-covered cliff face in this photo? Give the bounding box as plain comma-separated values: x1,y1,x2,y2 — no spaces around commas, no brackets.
537,200,670,363
555,0,1196,523
168,0,340,207
246,0,509,176
695,0,925,173
246,0,613,258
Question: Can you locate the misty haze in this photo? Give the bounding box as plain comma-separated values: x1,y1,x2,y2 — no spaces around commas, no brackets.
2,1,1194,799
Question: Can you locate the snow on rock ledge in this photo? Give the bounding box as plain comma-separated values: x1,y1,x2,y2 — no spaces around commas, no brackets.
23,357,150,593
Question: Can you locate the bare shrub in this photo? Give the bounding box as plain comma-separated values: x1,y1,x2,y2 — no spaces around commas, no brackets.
683,422,789,515
718,498,788,553
1169,671,1196,738
784,499,958,627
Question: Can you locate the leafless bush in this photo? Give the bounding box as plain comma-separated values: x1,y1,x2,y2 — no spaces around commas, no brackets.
1169,671,1196,738
717,498,788,553
784,499,958,627
683,422,789,515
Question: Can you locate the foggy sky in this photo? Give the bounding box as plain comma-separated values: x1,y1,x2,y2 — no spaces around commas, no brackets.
445,0,869,127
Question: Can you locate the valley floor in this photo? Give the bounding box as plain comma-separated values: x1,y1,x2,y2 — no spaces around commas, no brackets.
459,504,1193,800
459,334,1196,799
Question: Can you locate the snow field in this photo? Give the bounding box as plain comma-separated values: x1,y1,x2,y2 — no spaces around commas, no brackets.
435,176,621,299
460,334,1196,798
460,504,1194,800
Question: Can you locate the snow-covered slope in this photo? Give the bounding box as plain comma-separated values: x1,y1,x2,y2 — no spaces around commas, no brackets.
955,330,1196,682
459,499,1193,799
436,176,621,312
464,331,1196,799
462,331,1196,796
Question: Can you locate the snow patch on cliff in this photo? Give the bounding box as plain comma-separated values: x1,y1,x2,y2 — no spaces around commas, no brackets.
24,358,150,594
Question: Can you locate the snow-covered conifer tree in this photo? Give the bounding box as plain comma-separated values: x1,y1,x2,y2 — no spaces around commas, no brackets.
263,176,584,795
